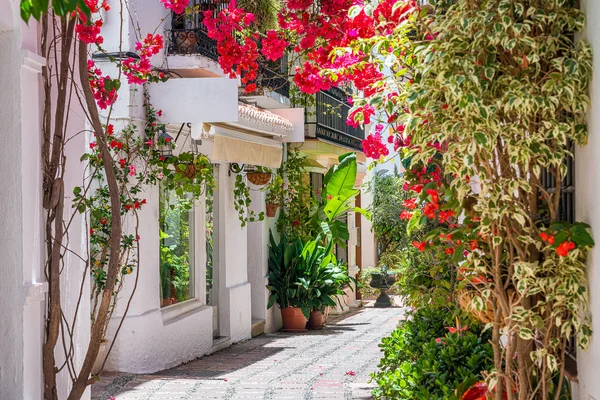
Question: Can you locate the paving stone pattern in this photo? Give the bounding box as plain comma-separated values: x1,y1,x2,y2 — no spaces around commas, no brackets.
92,306,404,400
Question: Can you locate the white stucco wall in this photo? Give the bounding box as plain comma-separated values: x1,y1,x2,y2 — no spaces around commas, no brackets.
0,4,28,398
575,2,600,399
1,2,90,398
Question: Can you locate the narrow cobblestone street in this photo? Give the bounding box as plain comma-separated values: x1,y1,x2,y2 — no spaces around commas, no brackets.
92,306,404,400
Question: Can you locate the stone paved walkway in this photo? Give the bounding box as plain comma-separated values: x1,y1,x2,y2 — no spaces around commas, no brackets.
92,306,404,400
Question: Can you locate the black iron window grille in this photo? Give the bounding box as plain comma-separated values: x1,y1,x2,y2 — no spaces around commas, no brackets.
167,0,226,59
305,90,364,152
540,140,577,379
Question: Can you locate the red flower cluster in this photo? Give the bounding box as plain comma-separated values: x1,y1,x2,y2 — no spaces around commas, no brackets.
362,133,389,159
159,0,189,14
412,241,426,252
88,60,118,110
556,241,576,257
399,210,412,220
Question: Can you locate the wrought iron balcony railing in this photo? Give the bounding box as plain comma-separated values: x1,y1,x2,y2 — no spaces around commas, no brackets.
305,89,365,152
168,28,219,60
166,0,291,99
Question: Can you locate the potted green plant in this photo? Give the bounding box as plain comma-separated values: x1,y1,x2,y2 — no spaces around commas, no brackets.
296,233,357,329
267,232,309,331
265,174,283,217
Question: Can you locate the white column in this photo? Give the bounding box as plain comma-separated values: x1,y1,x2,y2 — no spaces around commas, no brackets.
217,165,252,342
574,2,600,399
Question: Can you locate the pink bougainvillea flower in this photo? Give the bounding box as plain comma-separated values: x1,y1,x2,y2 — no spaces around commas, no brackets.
362,133,389,159
261,30,289,61
129,164,136,177
160,0,189,14
345,371,356,376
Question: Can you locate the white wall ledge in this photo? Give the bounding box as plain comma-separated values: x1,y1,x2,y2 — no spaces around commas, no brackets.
161,299,211,325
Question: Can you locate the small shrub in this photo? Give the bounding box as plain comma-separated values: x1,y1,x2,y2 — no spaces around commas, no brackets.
372,306,493,400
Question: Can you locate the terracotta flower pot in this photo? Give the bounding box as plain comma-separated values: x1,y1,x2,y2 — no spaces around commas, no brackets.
266,203,279,217
280,307,307,332
307,310,326,330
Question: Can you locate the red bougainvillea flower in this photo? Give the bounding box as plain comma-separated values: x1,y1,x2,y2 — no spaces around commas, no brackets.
400,210,413,220
412,241,426,252
556,241,576,257
438,209,456,223
462,382,488,400
426,188,439,203
160,0,189,14
403,198,417,209
539,232,549,242
411,184,424,193
445,248,455,255
423,202,439,219
469,240,478,250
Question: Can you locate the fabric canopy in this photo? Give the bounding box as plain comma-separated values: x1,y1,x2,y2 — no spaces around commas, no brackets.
210,125,283,168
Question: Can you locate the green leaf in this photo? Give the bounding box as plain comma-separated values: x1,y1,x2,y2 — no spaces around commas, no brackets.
572,223,595,247
474,132,487,146
326,153,357,199
407,209,422,236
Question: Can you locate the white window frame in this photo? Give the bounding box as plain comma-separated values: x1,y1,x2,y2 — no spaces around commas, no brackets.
160,187,209,322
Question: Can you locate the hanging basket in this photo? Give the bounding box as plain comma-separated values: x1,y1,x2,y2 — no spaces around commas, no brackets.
178,163,198,180
247,171,272,186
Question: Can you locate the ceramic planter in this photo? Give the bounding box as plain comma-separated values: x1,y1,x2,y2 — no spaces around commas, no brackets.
266,203,279,217
280,307,307,332
307,310,326,330
91,339,108,375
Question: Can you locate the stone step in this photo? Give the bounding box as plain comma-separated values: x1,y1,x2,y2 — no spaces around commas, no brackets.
251,318,265,337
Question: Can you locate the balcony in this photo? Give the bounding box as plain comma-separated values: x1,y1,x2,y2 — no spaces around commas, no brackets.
166,0,290,99
305,88,365,152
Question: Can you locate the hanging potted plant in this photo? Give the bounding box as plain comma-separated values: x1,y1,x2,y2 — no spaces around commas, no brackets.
265,174,283,217
246,166,272,186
